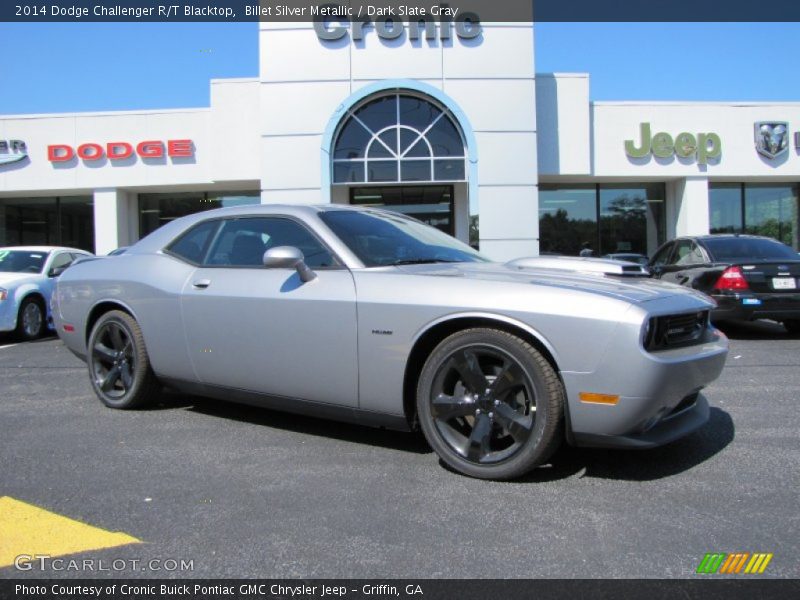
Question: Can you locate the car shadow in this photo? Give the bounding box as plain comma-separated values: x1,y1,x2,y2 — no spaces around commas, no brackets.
514,407,735,483
715,319,796,340
155,390,733,479
158,391,433,455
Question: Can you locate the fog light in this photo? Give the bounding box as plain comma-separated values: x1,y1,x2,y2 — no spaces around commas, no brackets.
579,392,620,405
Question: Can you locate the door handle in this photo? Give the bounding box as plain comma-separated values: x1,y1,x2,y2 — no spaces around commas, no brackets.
192,279,211,289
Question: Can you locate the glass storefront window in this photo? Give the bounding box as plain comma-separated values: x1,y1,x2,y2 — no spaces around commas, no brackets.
709,184,744,234
0,196,94,252
745,184,798,248
709,183,799,249
538,185,597,256
349,186,454,234
600,184,665,257
139,191,260,237
539,184,665,257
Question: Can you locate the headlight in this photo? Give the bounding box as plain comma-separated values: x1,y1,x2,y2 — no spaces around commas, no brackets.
0,288,7,301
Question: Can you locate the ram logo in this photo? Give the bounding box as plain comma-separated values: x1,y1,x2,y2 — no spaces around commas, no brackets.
754,122,789,159
0,140,28,166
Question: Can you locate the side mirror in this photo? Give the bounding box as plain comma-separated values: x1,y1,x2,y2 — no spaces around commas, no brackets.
48,265,68,278
650,265,663,276
263,246,317,283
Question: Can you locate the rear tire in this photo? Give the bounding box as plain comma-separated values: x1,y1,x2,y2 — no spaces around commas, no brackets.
16,297,46,341
416,328,564,480
87,310,160,409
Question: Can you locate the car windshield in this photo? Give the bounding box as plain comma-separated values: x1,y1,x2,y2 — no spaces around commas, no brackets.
320,210,490,267
703,237,799,262
0,250,49,273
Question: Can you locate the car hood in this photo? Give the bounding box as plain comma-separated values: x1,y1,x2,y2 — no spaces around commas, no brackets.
395,262,706,305
0,272,39,287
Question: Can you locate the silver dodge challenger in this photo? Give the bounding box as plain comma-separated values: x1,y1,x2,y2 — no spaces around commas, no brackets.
53,205,728,480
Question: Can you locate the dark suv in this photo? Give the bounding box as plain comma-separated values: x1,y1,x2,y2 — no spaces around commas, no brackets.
649,234,800,333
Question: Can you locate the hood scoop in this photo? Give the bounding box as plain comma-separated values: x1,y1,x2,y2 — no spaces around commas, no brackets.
506,256,649,277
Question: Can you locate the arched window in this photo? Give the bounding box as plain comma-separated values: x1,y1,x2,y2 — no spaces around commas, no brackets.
332,93,467,184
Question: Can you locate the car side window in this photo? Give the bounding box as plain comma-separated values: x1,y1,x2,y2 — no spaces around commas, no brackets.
205,217,336,268
167,220,220,264
50,252,74,273
650,243,673,267
673,240,705,266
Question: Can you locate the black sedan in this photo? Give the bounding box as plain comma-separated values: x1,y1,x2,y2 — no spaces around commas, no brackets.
649,234,800,333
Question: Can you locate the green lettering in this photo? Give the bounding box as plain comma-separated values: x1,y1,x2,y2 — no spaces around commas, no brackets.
651,132,674,158
674,132,697,158
697,133,721,165
625,122,651,158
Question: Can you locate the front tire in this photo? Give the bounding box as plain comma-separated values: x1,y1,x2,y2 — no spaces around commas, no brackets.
16,297,45,341
416,328,564,480
87,310,160,409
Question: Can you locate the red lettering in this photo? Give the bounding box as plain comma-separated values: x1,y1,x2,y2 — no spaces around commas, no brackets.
47,144,74,162
167,139,193,158
106,142,133,160
47,139,193,163
77,143,104,160
136,141,164,158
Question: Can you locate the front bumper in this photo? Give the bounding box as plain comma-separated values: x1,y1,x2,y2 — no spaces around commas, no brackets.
561,324,728,449
572,393,709,449
0,299,18,332
711,291,800,322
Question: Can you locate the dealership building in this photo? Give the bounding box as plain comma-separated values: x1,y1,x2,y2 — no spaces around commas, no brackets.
1,21,799,259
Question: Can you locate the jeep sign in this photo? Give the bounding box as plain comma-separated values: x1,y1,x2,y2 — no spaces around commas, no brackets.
625,123,721,165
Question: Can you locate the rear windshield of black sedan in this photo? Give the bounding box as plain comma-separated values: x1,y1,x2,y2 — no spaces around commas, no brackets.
320,210,489,267
703,237,799,262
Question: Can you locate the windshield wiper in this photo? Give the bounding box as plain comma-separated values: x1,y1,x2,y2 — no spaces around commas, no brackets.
390,258,461,266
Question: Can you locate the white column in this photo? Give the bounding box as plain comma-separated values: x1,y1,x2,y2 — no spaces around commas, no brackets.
93,188,133,255
672,177,710,238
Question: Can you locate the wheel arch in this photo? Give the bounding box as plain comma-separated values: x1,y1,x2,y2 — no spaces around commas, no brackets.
402,313,563,431
85,300,139,345
15,290,47,327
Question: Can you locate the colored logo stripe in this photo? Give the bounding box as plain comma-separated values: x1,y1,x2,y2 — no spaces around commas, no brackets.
745,553,773,574
696,552,773,574
697,553,726,574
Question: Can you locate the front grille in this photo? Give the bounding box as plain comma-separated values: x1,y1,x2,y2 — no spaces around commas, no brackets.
645,311,709,351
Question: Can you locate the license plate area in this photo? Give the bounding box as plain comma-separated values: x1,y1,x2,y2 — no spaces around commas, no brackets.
772,277,797,290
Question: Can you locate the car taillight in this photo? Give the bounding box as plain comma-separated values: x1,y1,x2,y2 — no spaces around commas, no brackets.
713,266,749,291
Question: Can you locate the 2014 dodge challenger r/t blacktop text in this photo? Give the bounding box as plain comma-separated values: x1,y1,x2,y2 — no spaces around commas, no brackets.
52,205,728,480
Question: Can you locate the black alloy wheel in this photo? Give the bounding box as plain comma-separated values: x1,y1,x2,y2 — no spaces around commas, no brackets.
417,328,564,480
87,310,159,409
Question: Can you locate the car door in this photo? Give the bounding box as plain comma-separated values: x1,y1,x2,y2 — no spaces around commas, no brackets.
649,241,675,279
179,215,359,407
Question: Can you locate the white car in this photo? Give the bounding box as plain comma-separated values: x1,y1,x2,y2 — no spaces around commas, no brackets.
0,246,93,340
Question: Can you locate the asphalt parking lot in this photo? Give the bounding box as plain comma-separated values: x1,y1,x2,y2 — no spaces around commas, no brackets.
1,321,798,579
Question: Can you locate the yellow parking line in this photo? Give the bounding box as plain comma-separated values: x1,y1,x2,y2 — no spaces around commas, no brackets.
0,496,140,568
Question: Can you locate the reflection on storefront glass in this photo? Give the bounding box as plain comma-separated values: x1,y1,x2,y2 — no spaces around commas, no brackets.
539,184,665,257
745,185,798,248
139,191,260,237
0,196,94,251
709,184,744,234
349,185,454,235
709,184,799,249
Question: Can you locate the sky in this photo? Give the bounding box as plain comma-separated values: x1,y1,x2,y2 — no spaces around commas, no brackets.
1,22,799,115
